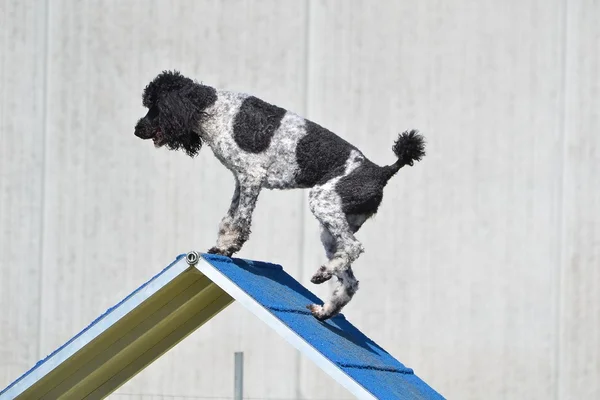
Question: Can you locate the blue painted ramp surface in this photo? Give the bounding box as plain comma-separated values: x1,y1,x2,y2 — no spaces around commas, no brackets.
202,254,443,400
1,252,443,400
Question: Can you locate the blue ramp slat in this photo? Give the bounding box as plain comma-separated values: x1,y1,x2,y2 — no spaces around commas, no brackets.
200,254,443,400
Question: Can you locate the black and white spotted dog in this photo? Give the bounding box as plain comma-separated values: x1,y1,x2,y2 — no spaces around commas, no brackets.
134,71,425,321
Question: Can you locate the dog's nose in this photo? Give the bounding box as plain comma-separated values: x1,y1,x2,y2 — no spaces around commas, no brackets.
134,129,150,139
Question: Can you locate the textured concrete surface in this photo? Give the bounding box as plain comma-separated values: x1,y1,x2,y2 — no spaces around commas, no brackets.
558,0,600,398
1,0,598,399
0,0,46,389
300,1,566,398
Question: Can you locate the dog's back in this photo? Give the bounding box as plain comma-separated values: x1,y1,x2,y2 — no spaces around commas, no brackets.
201,89,390,194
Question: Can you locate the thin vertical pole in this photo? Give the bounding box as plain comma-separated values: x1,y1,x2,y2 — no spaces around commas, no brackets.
234,351,244,400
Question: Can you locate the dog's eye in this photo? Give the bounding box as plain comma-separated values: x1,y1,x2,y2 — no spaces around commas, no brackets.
147,105,159,120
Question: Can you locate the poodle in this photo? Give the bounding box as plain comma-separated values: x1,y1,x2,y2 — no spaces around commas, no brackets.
134,70,426,321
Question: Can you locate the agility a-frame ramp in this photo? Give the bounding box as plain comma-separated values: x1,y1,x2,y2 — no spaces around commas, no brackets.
0,253,444,400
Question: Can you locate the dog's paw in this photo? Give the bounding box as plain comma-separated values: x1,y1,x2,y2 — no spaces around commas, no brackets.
306,304,330,321
207,246,234,257
310,266,333,284
207,246,221,255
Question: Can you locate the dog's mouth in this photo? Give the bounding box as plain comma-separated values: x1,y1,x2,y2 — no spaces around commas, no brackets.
152,129,167,147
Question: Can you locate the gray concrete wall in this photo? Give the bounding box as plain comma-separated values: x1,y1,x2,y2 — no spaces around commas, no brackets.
1,1,598,399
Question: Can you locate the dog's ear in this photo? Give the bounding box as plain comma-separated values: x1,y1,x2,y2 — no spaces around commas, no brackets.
158,90,197,136
157,85,212,157
142,70,191,108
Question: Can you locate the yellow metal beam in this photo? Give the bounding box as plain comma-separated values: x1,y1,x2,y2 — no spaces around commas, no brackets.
1,256,233,400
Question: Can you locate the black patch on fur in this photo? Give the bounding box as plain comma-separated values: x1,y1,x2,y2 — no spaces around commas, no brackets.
336,160,387,215
232,96,287,153
295,121,357,187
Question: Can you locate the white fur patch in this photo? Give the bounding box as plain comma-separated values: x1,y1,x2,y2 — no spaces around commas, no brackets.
263,112,307,189
201,91,309,189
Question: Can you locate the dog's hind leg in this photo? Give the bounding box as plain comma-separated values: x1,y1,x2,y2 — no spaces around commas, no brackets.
311,214,369,284
310,225,336,284
208,175,262,257
309,266,360,321
306,184,367,320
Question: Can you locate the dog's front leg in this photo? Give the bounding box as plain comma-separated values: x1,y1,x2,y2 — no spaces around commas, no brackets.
208,177,261,257
208,177,240,256
218,177,241,237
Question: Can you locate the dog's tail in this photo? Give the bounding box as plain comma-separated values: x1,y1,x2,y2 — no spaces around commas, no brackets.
382,129,426,179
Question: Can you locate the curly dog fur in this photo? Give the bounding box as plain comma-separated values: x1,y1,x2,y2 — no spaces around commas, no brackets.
134,70,426,321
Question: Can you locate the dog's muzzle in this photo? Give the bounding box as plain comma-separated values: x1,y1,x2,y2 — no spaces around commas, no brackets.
134,118,154,140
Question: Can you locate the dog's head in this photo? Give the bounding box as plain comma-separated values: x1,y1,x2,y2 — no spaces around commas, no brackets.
134,70,217,157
